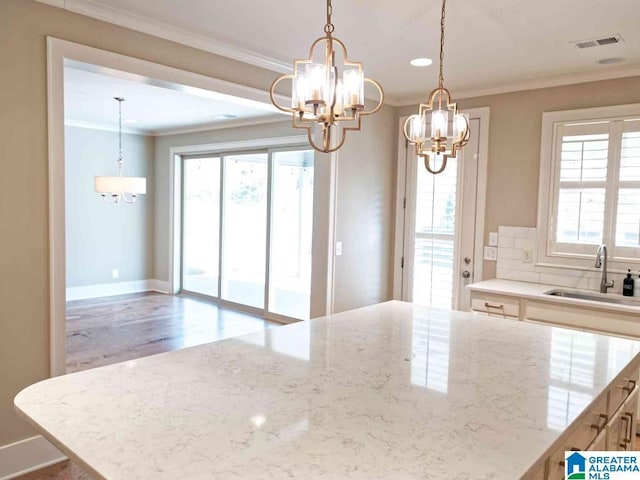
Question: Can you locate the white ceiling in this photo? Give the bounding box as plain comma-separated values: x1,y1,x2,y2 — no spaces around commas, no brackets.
64,64,285,135
45,0,640,105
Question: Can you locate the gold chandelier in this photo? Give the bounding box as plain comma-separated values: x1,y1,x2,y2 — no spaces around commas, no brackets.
403,0,469,174
270,0,384,153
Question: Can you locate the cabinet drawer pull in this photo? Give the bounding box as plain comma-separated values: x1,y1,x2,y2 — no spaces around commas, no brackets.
484,302,506,318
623,379,637,393
559,448,581,466
591,413,608,432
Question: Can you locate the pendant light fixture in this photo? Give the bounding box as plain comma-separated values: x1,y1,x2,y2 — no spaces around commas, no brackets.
95,97,146,204
269,0,384,153
403,0,469,174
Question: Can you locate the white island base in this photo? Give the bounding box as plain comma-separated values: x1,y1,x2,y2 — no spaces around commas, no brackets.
15,301,640,479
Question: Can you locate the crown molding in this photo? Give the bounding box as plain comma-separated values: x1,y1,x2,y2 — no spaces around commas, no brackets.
152,115,287,137
65,115,289,137
393,64,640,107
64,118,146,135
36,0,292,74
37,0,640,106
35,0,65,6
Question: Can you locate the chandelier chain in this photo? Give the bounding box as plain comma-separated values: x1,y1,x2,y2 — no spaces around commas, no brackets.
324,0,335,35
116,97,124,176
438,0,446,90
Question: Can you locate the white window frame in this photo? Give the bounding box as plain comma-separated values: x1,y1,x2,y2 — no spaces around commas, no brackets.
537,103,640,272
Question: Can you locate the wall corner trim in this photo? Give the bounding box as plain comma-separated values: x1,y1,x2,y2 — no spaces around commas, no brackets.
0,436,66,480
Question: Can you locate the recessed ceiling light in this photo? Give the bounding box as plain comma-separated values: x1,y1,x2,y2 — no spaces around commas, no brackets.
410,57,433,67
597,57,625,65
213,114,238,120
123,118,139,124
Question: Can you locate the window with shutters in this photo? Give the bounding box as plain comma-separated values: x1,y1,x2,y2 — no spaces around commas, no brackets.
537,104,640,268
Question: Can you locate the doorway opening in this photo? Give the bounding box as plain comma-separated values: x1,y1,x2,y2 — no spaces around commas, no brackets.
49,38,336,377
394,108,490,311
180,147,314,321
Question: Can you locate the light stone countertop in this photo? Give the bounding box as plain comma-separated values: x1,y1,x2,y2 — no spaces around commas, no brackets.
15,301,640,479
468,278,640,316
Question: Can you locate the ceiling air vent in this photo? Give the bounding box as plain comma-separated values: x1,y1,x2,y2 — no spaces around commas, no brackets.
571,34,624,49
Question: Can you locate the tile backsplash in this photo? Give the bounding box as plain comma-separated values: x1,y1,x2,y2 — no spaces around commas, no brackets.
496,226,630,293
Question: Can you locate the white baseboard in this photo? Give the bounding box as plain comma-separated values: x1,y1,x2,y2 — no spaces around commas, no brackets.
66,278,171,301
150,279,171,294
0,436,66,480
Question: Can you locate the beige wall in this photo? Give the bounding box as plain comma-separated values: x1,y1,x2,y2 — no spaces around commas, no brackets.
398,75,640,279
0,0,305,447
0,0,397,447
333,105,397,312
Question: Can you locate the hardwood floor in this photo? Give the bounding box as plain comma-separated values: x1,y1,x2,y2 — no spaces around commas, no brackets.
20,292,280,479
66,292,279,373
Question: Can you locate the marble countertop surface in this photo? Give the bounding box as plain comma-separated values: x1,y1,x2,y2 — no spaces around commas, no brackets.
15,301,640,479
468,278,640,315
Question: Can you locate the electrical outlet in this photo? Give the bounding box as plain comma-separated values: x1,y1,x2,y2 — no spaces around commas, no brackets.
488,232,498,247
522,248,533,263
484,246,498,261
112,268,119,279
335,241,343,256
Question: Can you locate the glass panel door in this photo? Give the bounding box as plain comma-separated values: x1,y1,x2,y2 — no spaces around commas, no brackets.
180,147,314,321
403,117,481,310
221,153,269,309
412,156,459,308
182,157,220,297
269,150,314,320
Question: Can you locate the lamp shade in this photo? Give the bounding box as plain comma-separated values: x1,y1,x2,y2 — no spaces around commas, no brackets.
95,176,146,195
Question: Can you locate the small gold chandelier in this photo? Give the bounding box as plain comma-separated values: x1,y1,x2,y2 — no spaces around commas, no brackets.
403,0,469,174
270,0,384,153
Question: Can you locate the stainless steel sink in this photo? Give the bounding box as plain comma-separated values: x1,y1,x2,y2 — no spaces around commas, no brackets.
544,288,640,307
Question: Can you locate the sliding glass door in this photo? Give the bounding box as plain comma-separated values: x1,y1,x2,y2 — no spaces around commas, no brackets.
269,150,314,319
221,153,268,309
181,147,313,321
182,157,220,297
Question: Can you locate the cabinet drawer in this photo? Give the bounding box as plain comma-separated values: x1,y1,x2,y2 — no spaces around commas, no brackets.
470,293,520,318
588,427,607,451
608,366,639,417
524,301,640,338
570,395,608,451
547,395,608,480
526,464,545,480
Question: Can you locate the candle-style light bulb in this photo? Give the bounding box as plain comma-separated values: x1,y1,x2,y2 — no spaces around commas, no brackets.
431,110,449,139
343,69,364,110
305,64,326,105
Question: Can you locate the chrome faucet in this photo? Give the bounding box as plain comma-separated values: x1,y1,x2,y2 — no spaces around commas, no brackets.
595,244,615,293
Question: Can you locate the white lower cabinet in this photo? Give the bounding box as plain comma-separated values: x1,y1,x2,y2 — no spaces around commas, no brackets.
527,368,640,480
524,300,640,338
470,293,521,318
469,286,640,478
607,387,638,451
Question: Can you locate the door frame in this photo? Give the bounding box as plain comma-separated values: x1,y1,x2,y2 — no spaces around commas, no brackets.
46,37,337,377
392,107,490,305
171,139,313,323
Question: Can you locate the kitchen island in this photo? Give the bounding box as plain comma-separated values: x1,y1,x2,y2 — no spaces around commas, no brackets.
15,301,640,479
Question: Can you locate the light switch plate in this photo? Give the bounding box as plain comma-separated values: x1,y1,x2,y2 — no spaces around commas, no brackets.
335,241,343,256
488,232,498,247
522,247,533,263
484,246,498,261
